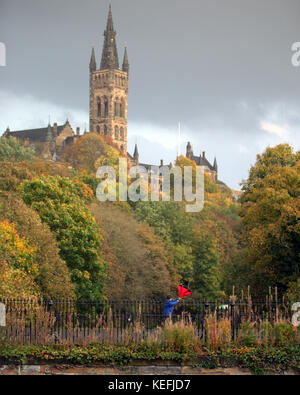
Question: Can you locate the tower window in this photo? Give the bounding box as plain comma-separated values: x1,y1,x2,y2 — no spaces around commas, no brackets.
114,126,119,139
104,125,108,135
104,98,108,117
97,99,101,117
96,125,100,134
120,127,124,141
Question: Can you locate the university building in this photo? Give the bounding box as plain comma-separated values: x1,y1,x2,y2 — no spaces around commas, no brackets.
2,6,218,180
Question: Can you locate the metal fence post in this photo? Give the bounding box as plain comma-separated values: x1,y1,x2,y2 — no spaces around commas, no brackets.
230,302,235,340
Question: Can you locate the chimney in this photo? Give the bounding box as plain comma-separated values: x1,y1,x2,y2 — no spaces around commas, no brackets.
53,123,58,137
76,127,80,136
160,159,164,167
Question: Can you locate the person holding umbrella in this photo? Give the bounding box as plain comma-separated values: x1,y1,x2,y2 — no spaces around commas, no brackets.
163,286,192,320
164,295,181,319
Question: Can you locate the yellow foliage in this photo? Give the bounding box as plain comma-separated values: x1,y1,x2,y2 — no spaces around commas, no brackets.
0,220,37,275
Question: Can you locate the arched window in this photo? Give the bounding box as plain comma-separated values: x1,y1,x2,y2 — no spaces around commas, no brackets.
97,98,101,117
120,99,125,118
104,125,108,135
104,98,108,117
120,127,124,141
114,126,119,139
96,125,100,134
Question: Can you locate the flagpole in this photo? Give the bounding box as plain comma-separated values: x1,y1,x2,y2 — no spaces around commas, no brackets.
178,122,181,158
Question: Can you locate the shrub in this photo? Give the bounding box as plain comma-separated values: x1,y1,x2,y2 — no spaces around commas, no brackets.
205,313,231,351
236,321,258,347
272,321,296,346
162,315,200,353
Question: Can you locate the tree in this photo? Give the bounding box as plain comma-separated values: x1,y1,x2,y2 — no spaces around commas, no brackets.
0,137,35,161
0,219,40,298
63,133,125,173
90,201,178,299
0,193,75,298
20,176,106,299
191,231,221,298
240,144,300,296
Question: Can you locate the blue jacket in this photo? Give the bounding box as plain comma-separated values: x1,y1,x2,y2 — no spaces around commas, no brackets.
163,298,179,317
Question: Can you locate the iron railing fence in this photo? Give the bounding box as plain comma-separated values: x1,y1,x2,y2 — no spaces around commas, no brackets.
0,298,292,344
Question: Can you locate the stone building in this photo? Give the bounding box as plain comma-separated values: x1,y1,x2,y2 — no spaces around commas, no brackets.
186,141,218,180
89,5,129,153
3,120,80,160
2,5,220,180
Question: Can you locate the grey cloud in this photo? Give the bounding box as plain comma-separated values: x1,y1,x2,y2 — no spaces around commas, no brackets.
1,0,300,189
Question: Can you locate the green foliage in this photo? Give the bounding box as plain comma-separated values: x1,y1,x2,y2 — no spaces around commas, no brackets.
240,144,300,297
134,175,240,297
63,133,124,173
20,176,106,299
0,193,74,298
272,321,297,346
0,137,35,161
191,231,221,298
0,343,299,374
90,202,177,299
236,322,258,347
161,318,200,353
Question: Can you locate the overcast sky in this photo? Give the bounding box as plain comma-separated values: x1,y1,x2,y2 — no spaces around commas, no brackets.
1,0,300,189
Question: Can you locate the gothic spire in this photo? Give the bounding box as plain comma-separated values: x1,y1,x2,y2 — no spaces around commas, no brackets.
89,45,96,71
100,5,119,70
213,157,218,170
133,143,139,161
122,45,129,74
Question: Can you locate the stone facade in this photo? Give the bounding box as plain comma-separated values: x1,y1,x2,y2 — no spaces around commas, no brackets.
89,5,129,153
3,120,80,161
186,141,218,181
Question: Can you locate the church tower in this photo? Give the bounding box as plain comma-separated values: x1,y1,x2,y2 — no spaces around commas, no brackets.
89,5,129,152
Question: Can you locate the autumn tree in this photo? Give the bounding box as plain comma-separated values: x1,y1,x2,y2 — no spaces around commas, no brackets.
63,133,125,173
0,193,75,298
90,201,178,299
20,176,106,299
0,137,35,161
240,144,300,296
191,231,221,298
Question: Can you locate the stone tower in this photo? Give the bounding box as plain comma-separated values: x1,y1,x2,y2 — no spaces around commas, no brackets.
89,5,129,152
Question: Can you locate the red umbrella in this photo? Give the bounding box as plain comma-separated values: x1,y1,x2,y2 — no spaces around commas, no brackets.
178,285,191,298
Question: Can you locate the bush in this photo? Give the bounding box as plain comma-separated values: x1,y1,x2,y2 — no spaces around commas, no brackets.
236,321,258,347
205,313,231,351
272,321,296,346
162,316,200,353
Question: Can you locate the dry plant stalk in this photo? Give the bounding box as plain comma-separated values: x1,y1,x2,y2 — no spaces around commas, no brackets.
205,313,231,351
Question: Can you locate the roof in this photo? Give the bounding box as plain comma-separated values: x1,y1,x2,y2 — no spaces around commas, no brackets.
6,124,67,143
191,154,215,170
